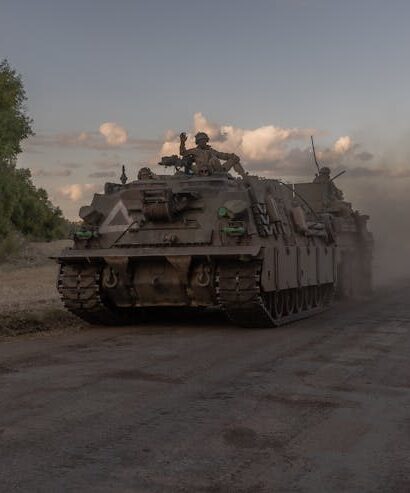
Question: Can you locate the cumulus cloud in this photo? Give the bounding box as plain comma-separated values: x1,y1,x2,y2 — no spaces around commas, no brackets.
57,184,98,202
334,136,353,154
99,122,128,146
193,112,223,141
240,125,311,161
162,112,315,164
160,112,357,176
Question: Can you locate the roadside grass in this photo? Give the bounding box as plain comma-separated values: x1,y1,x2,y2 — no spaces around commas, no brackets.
0,233,25,263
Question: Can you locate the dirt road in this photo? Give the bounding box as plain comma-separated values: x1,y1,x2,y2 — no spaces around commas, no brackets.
1,276,410,492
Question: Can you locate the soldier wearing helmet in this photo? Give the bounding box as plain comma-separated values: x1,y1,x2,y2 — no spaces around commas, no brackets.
179,131,247,177
314,166,331,180
313,166,344,200
138,167,157,180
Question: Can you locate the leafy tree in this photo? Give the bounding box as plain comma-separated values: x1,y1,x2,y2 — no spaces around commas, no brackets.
0,59,34,164
0,60,70,248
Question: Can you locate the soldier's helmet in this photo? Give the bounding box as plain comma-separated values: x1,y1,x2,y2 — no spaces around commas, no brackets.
138,167,154,180
195,132,210,144
319,166,331,175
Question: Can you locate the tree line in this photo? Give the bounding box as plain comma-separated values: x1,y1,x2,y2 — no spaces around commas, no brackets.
0,59,69,247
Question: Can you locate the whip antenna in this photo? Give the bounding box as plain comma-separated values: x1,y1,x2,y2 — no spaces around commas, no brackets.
310,136,320,174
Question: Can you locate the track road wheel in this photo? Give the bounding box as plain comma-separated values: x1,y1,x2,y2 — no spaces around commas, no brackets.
263,291,284,322
216,261,331,328
311,285,322,308
284,289,296,315
295,288,305,313
272,291,284,321
322,284,335,306
304,286,314,310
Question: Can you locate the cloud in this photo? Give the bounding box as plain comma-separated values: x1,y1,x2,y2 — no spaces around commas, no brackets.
24,126,161,154
57,184,98,202
169,112,316,163
159,113,397,183
160,112,353,175
32,168,72,177
239,125,311,161
88,171,116,178
27,132,96,148
193,112,223,141
99,122,128,146
334,136,353,154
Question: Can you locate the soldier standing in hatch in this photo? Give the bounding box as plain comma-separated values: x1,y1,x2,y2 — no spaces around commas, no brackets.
179,132,247,177
313,166,344,201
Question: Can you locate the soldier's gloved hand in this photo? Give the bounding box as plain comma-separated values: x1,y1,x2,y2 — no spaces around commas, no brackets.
180,132,187,143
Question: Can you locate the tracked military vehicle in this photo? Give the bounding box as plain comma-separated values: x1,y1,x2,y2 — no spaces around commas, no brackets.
292,137,373,299
295,173,373,299
57,141,372,328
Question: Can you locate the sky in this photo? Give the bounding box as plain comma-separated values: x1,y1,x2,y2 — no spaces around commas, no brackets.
1,0,410,230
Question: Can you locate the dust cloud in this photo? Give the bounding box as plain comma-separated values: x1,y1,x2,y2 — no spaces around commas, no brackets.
342,176,410,286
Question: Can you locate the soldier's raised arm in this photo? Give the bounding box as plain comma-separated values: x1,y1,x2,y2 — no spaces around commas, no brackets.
179,132,193,156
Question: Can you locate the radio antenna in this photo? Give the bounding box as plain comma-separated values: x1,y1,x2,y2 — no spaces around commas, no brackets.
310,136,320,174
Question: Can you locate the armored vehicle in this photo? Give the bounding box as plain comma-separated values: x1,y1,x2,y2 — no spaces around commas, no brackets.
294,175,373,299
57,143,372,328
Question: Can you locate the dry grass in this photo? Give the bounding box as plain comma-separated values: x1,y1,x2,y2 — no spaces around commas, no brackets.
0,307,81,337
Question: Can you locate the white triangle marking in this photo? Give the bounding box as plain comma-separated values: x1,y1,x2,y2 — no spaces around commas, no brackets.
99,200,132,233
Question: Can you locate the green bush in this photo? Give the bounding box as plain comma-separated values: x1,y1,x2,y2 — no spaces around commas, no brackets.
0,163,70,243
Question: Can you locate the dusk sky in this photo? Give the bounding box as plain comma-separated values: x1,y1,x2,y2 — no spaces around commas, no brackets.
1,0,410,221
